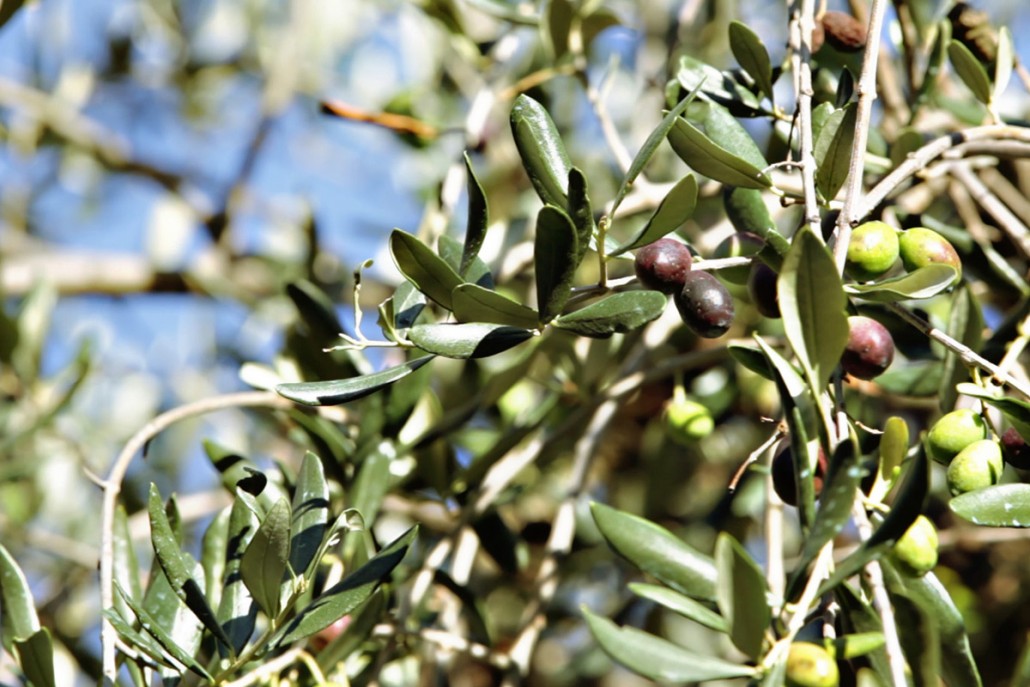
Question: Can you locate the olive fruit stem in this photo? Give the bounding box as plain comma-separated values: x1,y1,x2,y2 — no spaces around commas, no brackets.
888,302,1030,400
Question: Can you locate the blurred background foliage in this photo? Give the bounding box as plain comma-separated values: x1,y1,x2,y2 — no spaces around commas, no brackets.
2,0,1030,685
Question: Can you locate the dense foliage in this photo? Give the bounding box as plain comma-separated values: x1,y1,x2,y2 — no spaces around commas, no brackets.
2,0,1030,686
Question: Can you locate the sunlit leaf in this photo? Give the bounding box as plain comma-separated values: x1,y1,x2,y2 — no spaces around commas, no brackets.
271,526,417,647
276,356,434,406
868,416,913,505
590,502,717,600
778,226,848,394
390,230,464,310
668,108,770,189
217,497,258,655
955,383,1030,439
408,322,534,359
844,264,958,302
949,484,1030,527
241,498,291,617
611,175,698,255
510,94,572,207
814,103,856,201
714,533,769,659
461,152,489,277
994,27,1014,101
535,205,579,323
674,54,764,116
729,21,774,103
553,291,666,338
628,583,727,632
290,452,330,578
583,609,757,682
948,39,992,104
452,283,540,329
0,542,40,648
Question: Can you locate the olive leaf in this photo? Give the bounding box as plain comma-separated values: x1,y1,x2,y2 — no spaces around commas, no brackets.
510,94,572,208
948,39,992,105
729,21,774,103
714,533,769,659
535,205,579,324
949,484,1030,527
844,264,958,302
276,356,435,406
451,283,540,329
611,174,698,256
667,101,771,189
390,230,464,310
407,322,534,359
628,583,727,633
814,103,857,201
460,152,489,277
553,291,667,338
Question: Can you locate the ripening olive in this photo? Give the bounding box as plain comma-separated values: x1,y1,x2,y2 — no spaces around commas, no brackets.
785,642,840,687
898,227,962,280
664,396,715,445
634,238,693,294
926,408,988,464
713,232,764,285
1002,427,1030,470
675,271,735,338
841,316,895,380
772,445,828,507
747,261,780,318
890,514,938,577
946,439,1004,496
845,221,899,281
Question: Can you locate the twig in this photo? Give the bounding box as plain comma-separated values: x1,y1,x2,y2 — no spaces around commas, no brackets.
948,163,1030,258
888,303,1030,400
99,391,294,680
788,0,822,236
832,0,891,271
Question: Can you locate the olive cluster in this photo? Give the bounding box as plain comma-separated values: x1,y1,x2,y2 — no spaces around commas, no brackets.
927,408,1029,496
634,238,735,338
845,221,962,283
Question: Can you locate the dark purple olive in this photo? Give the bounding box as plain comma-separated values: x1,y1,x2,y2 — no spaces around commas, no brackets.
1002,427,1030,470
841,316,895,380
675,271,735,338
634,238,693,294
772,445,828,507
747,262,780,318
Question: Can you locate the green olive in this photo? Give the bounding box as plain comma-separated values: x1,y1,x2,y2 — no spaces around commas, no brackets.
845,221,899,281
664,397,714,444
946,439,1003,495
898,227,962,281
926,409,988,464
785,642,840,687
890,514,938,577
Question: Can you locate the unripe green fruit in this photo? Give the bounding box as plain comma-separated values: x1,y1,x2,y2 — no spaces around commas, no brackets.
946,439,1003,495
845,221,899,281
664,397,714,444
926,409,988,464
785,642,840,687
890,514,938,577
898,227,962,281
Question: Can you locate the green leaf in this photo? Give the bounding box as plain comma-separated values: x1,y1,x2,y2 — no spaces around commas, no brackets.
948,39,993,104
543,0,573,59
949,484,1030,527
674,54,764,116
868,449,929,548
271,526,418,647
103,608,181,674
241,497,292,617
452,283,540,329
510,94,572,207
535,205,579,323
14,629,55,687
728,343,774,380
890,589,941,685
714,533,770,659
408,322,534,359
994,27,1014,101
955,383,1030,438
814,103,857,201
668,102,771,189
460,153,489,277
628,583,727,633
844,264,958,302
114,581,214,681
611,86,702,215
583,609,757,682
889,570,983,687
113,505,144,624
291,452,330,578
723,186,790,259
217,497,258,655
553,291,666,338
939,285,984,412
590,502,717,600
868,416,910,504
0,542,41,647
390,230,464,310
729,21,774,103
778,226,848,394
200,507,230,609
567,168,594,265
147,484,233,650
439,233,493,289
611,174,698,255
276,356,434,406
